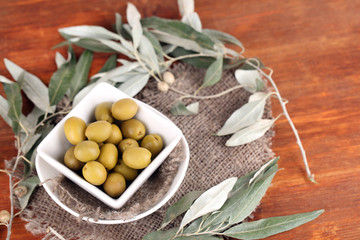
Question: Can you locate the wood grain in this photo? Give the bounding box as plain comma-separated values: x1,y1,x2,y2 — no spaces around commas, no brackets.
1,0,359,239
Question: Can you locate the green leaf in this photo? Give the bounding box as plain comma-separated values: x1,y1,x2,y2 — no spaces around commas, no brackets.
226,115,281,147
143,228,178,240
3,82,22,133
48,49,76,106
160,190,204,229
235,69,263,93
170,47,216,68
182,13,202,32
127,3,142,48
68,50,93,100
170,101,199,116
59,25,120,40
240,57,266,70
0,95,13,127
177,235,220,240
4,59,50,112
143,30,163,55
203,29,244,49
216,92,272,136
223,209,324,239
227,164,278,224
139,35,159,73
200,158,278,228
16,176,40,210
118,73,150,97
201,56,223,88
67,38,116,53
180,177,237,230
89,54,117,84
115,13,122,34
141,16,215,49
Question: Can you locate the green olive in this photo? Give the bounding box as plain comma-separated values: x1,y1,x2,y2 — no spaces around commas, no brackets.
111,98,138,121
82,161,107,185
140,134,164,157
85,121,112,143
118,138,139,153
123,147,151,169
113,161,138,181
103,172,126,198
120,119,146,141
97,143,118,170
74,140,100,162
64,146,85,171
64,117,86,145
95,102,113,123
105,124,123,145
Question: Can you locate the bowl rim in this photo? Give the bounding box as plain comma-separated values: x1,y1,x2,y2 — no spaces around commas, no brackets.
36,135,189,224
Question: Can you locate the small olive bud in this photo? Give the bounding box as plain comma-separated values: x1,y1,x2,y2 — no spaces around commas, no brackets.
157,81,169,92
0,210,10,224
163,71,175,85
14,185,27,198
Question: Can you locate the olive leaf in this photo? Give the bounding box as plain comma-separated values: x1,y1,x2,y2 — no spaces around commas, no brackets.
182,12,202,32
216,92,273,136
203,29,244,49
89,54,117,84
59,25,121,40
3,82,22,133
55,52,67,68
0,75,14,84
223,210,324,239
179,177,237,230
170,47,216,68
98,39,133,58
178,0,195,17
21,133,41,155
240,57,265,70
127,3,142,48
16,176,40,210
141,17,215,50
66,38,115,53
68,50,93,100
4,59,51,112
115,13,122,34
160,190,204,229
201,56,223,88
118,73,150,97
226,114,282,147
0,95,13,127
235,69,263,93
143,228,178,240
48,48,76,106
139,35,160,73
170,101,199,116
143,30,163,56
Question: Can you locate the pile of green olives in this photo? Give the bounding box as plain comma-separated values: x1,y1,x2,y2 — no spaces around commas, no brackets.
63,98,164,198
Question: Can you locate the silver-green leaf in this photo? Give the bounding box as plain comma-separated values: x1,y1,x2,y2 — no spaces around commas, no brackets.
4,59,50,112
3,82,22,133
170,101,199,116
139,35,160,73
216,92,272,136
235,69,263,93
68,50,93,100
118,73,149,97
16,176,40,210
0,95,13,127
226,115,281,147
223,209,324,239
160,190,204,229
203,29,244,49
48,54,75,106
115,13,122,34
127,3,142,48
59,25,120,40
179,177,237,230
201,56,223,88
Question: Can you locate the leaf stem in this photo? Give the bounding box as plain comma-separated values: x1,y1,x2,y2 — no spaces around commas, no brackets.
245,60,315,183
170,84,244,100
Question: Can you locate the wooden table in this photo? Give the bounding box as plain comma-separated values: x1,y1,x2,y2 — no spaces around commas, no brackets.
1,0,359,239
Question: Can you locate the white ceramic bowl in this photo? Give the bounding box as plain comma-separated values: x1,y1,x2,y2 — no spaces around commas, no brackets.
36,82,189,223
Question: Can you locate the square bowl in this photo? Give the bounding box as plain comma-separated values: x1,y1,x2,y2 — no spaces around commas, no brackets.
36,82,186,213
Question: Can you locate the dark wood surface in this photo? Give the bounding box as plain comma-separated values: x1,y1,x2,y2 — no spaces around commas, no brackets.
1,0,359,239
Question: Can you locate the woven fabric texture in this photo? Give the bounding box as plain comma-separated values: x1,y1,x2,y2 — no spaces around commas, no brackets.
20,63,274,240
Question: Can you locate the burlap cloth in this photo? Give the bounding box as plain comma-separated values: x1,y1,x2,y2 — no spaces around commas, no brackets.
20,63,274,239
